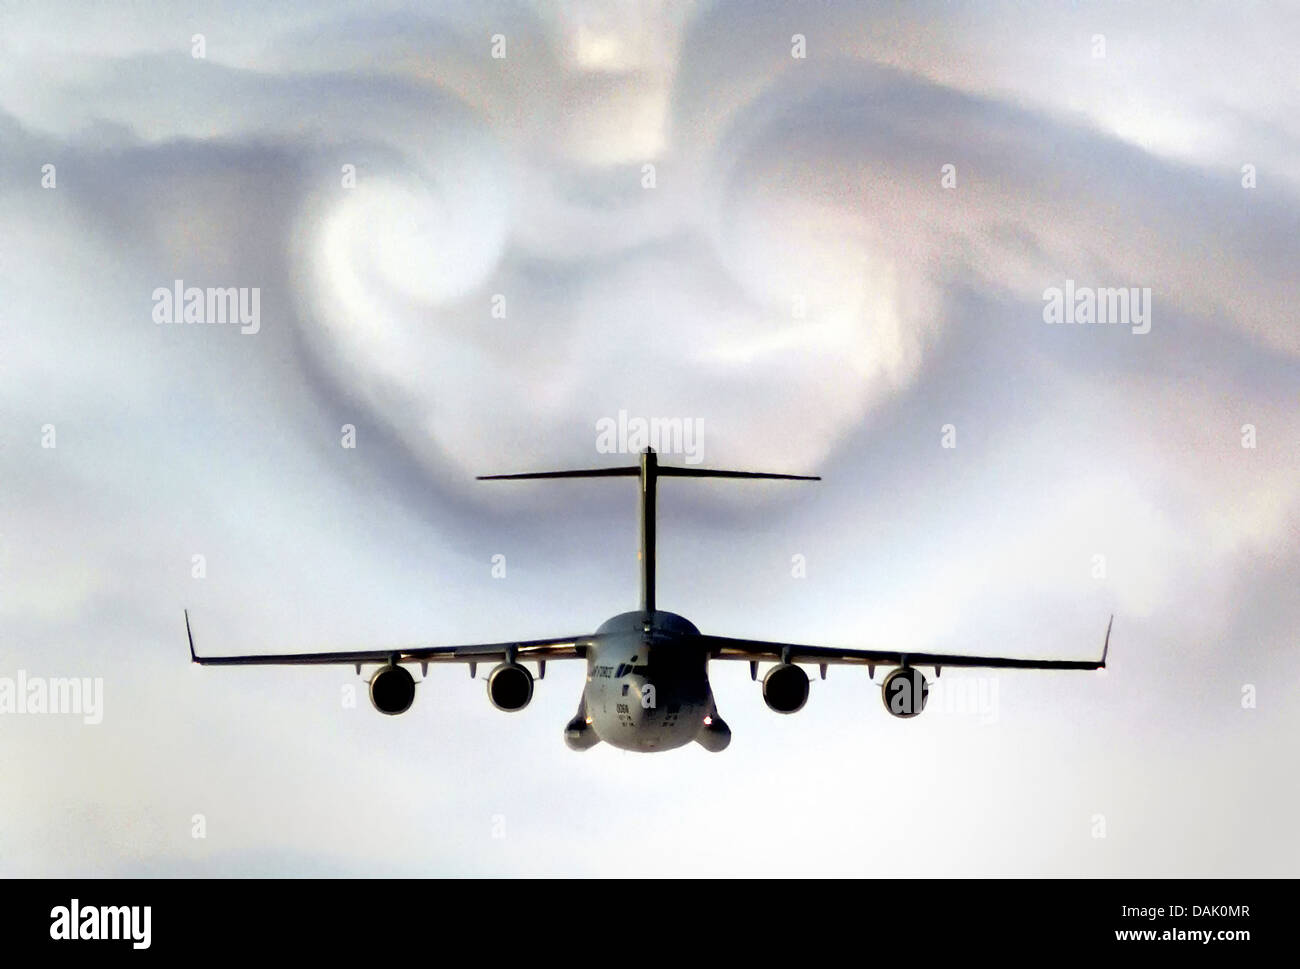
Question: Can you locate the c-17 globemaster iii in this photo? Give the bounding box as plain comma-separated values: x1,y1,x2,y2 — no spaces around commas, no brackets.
187,448,1110,752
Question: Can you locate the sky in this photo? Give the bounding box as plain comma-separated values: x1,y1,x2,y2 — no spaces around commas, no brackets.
1,0,1297,875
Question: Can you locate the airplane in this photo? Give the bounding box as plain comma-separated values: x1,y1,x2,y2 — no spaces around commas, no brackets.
186,447,1111,753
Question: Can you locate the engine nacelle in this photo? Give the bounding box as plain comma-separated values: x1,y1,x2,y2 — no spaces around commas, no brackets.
762,663,809,714
487,662,534,712
881,667,928,718
369,665,416,715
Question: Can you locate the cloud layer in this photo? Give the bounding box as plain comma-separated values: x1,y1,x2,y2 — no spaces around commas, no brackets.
1,1,1297,875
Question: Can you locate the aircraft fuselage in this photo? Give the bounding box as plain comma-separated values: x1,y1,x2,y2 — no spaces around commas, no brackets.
565,610,730,753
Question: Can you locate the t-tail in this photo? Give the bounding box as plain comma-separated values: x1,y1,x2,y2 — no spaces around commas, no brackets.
477,448,819,612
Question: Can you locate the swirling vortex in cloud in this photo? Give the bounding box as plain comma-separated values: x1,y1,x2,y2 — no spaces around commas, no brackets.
1,3,1296,496
288,67,957,483
289,46,1297,492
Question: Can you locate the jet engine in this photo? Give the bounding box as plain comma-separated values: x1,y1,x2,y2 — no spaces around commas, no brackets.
881,667,928,718
762,663,809,713
369,664,416,715
487,662,534,712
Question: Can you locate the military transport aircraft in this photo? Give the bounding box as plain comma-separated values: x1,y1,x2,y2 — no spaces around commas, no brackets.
187,448,1110,752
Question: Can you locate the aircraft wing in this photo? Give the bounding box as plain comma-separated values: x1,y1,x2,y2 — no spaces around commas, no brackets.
185,611,589,668
698,616,1111,672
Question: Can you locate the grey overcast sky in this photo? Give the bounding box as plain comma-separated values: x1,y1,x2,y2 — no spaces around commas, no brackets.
1,0,1297,875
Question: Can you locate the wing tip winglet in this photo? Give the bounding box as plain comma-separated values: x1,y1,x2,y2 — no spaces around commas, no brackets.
1101,613,1113,668
185,609,198,663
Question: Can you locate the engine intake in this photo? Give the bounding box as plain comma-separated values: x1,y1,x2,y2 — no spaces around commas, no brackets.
762,663,809,714
369,665,416,715
881,667,928,718
488,662,534,712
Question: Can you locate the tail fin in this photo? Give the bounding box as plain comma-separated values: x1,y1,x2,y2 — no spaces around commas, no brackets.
478,449,819,614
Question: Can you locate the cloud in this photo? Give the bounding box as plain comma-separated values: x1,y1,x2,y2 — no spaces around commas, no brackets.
1,0,1296,875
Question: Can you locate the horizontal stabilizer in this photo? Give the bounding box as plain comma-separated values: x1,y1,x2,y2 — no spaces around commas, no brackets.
477,466,818,482
477,467,639,480
658,467,819,481
477,448,819,612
